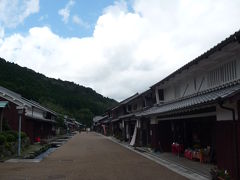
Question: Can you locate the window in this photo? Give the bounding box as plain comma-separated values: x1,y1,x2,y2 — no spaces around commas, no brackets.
158,89,164,101
133,104,137,110
208,60,237,87
127,105,132,112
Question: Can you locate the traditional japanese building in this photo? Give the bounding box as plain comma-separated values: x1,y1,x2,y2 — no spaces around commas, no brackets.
139,30,240,180
0,86,57,142
93,30,240,180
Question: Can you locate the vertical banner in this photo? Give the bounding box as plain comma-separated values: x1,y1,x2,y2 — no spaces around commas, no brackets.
102,125,106,135
130,121,138,146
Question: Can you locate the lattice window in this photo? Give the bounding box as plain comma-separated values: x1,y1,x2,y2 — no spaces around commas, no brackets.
208,60,237,87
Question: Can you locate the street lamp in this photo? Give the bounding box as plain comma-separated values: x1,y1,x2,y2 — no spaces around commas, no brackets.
16,106,24,156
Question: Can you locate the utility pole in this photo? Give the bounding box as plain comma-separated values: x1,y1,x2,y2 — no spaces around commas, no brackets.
17,106,24,156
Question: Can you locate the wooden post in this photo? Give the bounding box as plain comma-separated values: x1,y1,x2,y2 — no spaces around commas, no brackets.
0,109,3,133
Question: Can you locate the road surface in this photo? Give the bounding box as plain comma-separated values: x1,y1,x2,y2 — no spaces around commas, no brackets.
0,132,187,180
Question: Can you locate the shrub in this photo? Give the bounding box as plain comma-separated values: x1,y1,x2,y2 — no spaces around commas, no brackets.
22,137,30,148
6,134,16,142
6,130,18,139
21,132,27,139
0,134,6,145
4,142,10,150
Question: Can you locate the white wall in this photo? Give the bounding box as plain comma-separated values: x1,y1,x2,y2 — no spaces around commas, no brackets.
236,53,240,79
155,49,240,103
160,71,209,102
164,86,175,101
25,108,45,119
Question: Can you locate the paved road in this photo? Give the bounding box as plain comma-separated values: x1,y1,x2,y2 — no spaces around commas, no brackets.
0,132,187,180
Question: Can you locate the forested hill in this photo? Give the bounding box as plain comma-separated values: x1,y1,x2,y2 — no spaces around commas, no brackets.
0,57,117,126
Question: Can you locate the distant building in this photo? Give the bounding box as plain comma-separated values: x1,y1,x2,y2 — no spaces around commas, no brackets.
64,115,82,132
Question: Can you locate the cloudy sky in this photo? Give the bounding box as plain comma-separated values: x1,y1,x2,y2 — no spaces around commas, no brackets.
0,0,240,101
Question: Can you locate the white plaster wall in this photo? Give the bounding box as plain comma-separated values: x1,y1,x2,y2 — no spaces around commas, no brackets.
164,86,175,101
25,108,32,117
184,78,195,96
33,109,44,119
195,73,208,92
155,86,160,104
236,56,240,79
157,44,240,104
163,72,208,102
161,57,240,102
25,108,44,119
128,98,143,112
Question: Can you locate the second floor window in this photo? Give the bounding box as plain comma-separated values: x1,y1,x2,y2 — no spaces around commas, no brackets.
127,105,132,112
133,104,137,110
158,89,164,101
207,59,237,87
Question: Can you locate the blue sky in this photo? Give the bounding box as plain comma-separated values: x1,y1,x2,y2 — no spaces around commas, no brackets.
5,0,120,37
0,0,240,101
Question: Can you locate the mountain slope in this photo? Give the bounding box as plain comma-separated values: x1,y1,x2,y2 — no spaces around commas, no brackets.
0,57,117,126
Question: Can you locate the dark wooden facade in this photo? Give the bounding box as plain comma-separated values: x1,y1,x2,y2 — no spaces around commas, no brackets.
0,96,56,142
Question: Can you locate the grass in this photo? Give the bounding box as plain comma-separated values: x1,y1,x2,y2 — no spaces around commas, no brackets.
0,143,46,162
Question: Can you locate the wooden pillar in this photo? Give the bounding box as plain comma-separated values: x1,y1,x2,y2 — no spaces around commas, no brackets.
237,100,240,180
150,118,158,150
216,121,237,179
0,109,3,132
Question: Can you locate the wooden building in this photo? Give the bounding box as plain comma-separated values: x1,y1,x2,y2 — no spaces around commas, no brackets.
0,86,57,142
94,30,240,180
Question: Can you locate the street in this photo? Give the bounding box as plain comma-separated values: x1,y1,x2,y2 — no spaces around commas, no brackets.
0,132,187,180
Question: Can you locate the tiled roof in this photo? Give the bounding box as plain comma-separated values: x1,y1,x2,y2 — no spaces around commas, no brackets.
120,93,139,105
93,115,107,122
118,113,135,119
111,118,120,122
0,86,57,115
137,80,240,117
102,118,112,123
26,115,56,123
111,93,140,111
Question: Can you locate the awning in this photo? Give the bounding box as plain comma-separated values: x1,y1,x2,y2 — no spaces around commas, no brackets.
0,101,8,108
137,80,240,117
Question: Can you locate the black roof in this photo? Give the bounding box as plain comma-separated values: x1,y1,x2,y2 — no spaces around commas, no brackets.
111,93,139,110
137,80,240,117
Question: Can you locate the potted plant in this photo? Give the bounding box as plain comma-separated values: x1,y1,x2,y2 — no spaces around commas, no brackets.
210,168,231,180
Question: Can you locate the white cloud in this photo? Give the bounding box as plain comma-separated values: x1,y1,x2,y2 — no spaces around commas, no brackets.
58,0,75,23
0,0,39,28
0,0,240,101
0,26,4,39
72,15,90,29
